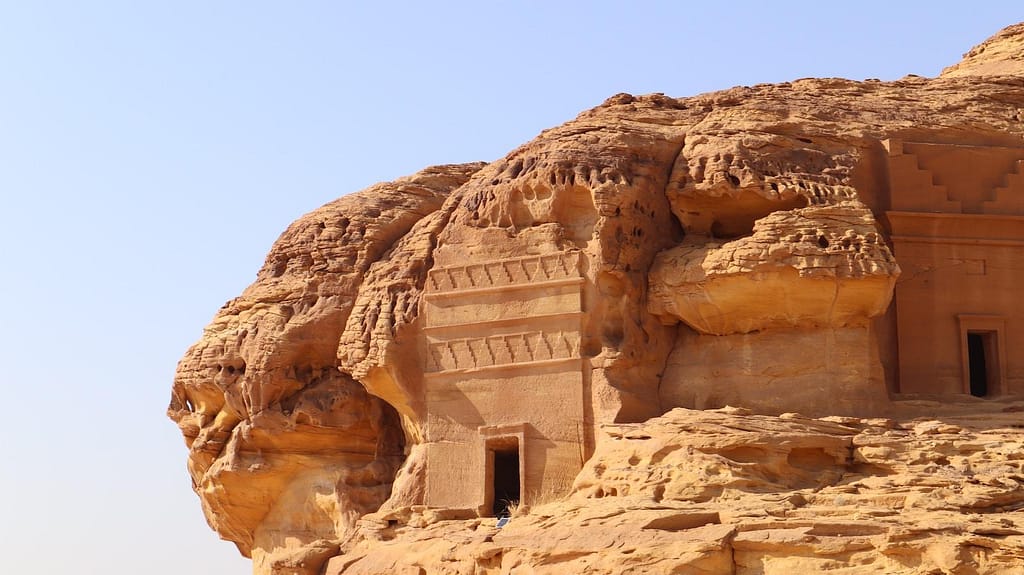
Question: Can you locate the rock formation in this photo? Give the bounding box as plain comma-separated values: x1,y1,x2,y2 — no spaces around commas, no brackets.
329,406,1024,575
170,24,1024,574
169,165,482,571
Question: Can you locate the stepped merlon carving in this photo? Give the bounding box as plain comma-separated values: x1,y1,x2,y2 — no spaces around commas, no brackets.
425,330,581,374
886,139,1024,215
426,251,582,293
423,250,585,375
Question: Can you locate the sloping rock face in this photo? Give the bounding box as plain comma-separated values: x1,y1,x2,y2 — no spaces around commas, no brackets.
171,23,1024,575
942,23,1024,78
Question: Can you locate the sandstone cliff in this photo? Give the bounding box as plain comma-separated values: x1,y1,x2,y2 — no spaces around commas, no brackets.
171,24,1024,575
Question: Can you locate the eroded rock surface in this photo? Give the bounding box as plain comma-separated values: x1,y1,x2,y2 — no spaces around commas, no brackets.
649,201,898,335
170,23,1024,575
329,407,1024,575
169,164,482,572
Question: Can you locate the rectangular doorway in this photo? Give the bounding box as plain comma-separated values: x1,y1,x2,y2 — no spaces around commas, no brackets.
967,330,999,397
487,439,521,517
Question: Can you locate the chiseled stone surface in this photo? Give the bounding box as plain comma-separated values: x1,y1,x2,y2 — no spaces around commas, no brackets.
170,23,1024,575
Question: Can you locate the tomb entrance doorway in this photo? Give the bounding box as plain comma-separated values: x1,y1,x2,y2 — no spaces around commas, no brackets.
967,331,999,397
486,437,521,518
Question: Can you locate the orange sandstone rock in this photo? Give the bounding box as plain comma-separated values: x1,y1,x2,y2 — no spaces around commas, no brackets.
171,23,1024,575
169,164,481,572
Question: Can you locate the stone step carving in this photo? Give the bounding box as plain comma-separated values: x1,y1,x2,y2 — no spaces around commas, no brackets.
984,159,1024,215
885,139,962,213
887,139,1024,215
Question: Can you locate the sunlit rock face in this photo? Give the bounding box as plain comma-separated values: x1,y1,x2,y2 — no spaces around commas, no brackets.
168,164,482,572
649,199,898,336
647,137,900,416
171,23,1024,575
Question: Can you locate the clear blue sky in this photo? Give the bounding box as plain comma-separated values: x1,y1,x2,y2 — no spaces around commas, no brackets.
0,3,1017,574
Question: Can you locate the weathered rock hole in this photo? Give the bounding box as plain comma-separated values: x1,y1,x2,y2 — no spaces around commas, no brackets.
509,160,523,179
552,184,597,246
787,447,836,471
649,444,682,464
817,235,830,249
642,511,721,531
718,446,764,464
280,305,295,322
727,174,740,186
603,323,624,348
703,193,808,239
653,484,665,502
709,220,732,239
